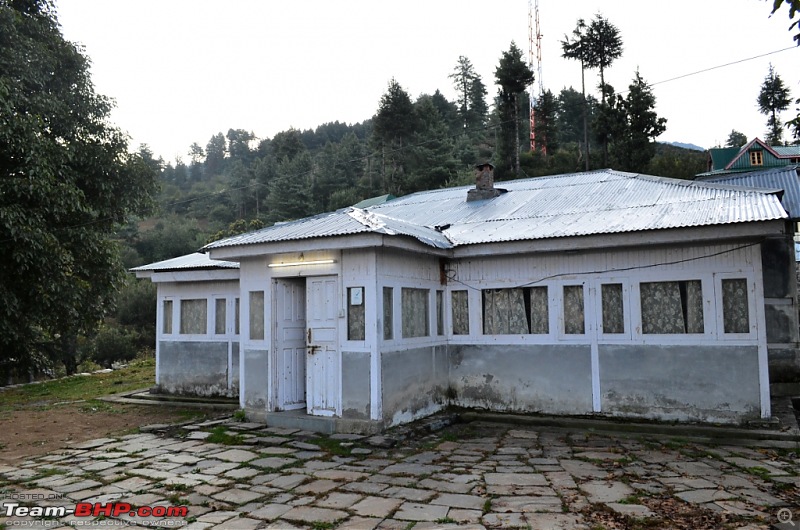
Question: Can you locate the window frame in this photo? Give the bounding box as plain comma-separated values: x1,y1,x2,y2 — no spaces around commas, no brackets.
595,279,632,341
749,151,763,166
556,281,588,341
179,298,208,336
631,275,713,342
714,273,757,340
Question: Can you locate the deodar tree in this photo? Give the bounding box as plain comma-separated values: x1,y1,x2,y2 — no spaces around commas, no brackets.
0,0,158,376
494,41,535,176
757,64,792,145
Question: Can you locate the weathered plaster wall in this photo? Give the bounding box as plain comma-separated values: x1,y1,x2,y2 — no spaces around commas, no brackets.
448,344,593,415
381,346,448,425
155,341,233,397
242,348,269,415
599,344,761,423
342,351,370,419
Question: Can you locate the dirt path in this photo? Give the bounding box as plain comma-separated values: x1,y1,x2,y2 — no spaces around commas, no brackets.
0,402,211,463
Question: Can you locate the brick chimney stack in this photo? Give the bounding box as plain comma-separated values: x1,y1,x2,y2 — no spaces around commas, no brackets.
467,162,502,202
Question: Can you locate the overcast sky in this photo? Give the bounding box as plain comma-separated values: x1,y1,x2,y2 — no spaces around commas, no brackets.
56,0,800,164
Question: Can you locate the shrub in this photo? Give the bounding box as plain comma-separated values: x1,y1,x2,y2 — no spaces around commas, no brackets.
93,327,138,368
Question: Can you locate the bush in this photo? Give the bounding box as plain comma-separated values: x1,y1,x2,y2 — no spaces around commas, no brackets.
93,327,138,368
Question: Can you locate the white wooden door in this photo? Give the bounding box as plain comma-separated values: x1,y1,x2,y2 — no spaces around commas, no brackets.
275,279,306,410
306,276,339,417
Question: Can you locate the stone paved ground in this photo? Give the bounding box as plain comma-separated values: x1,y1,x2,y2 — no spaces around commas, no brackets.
0,418,798,529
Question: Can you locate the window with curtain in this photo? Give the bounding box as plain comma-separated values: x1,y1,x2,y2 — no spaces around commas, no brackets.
162,300,173,334
640,280,703,334
215,298,226,335
402,288,429,338
249,291,264,340
563,285,585,335
180,299,207,335
383,287,393,340
451,290,469,335
722,278,749,333
601,283,624,334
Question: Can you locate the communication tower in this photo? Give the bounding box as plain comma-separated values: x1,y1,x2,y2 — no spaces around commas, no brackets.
529,0,544,153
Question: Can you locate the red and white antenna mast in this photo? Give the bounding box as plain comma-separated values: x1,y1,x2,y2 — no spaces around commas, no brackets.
529,0,544,154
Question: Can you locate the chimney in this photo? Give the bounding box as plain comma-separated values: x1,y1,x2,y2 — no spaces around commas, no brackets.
467,162,503,202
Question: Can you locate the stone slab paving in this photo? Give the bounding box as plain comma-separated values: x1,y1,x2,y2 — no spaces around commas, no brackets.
0,418,798,529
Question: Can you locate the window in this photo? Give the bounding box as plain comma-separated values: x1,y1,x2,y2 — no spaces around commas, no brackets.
721,278,749,333
235,298,240,335
482,286,549,335
402,288,429,338
640,280,703,334
215,299,227,335
436,290,444,336
180,299,207,335
347,287,365,341
452,290,469,335
750,151,763,166
383,287,393,340
162,300,173,334
601,284,624,334
563,285,585,335
249,291,265,340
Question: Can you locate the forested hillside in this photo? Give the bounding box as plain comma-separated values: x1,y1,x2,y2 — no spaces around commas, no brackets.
125,72,705,270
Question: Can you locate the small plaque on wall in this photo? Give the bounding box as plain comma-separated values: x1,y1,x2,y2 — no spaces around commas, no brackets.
350,287,363,306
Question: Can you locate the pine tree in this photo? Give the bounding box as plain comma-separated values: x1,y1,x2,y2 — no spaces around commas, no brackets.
757,64,792,145
494,42,535,176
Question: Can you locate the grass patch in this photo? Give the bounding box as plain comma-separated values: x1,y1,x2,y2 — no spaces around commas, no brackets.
310,437,351,456
206,426,244,445
166,483,189,492
434,517,456,524
31,468,68,480
403,523,416,530
80,400,121,414
0,359,156,412
482,497,492,514
310,522,335,530
232,409,247,422
617,494,645,505
166,494,188,506
745,466,772,481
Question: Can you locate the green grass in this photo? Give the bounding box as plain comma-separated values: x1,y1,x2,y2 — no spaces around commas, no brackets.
310,522,335,530
309,437,351,456
434,517,457,524
206,426,244,445
0,358,156,412
232,409,247,422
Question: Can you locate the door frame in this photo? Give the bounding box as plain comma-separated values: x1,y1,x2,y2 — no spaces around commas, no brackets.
305,275,340,417
271,277,308,411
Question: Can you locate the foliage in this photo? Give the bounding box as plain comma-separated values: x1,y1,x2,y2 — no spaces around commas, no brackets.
92,326,138,368
533,89,560,154
770,0,800,45
757,64,792,144
605,72,668,173
0,0,158,376
449,56,487,130
725,130,748,148
494,41,535,177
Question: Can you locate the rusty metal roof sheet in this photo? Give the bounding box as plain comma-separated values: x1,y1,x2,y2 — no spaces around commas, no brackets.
203,169,787,251
130,252,239,272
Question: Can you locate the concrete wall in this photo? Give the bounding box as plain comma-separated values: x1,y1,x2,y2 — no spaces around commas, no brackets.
599,344,761,423
448,344,593,415
342,351,370,419
381,346,448,425
242,348,269,416
155,341,234,397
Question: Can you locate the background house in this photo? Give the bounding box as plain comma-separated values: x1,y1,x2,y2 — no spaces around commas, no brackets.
703,138,800,175
132,252,240,397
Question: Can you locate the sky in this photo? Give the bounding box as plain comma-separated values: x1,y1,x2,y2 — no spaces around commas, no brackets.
55,0,800,165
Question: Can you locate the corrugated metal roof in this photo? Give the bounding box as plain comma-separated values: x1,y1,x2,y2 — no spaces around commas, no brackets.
774,145,800,157
204,169,787,251
130,252,239,272
696,166,800,219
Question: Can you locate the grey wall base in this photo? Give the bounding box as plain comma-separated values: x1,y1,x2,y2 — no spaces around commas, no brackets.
157,341,237,398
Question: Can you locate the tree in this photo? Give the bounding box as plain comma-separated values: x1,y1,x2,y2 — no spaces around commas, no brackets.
494,41,535,176
725,130,748,148
372,78,418,193
606,71,667,173
585,14,624,105
449,56,487,131
585,14,623,166
757,64,792,145
0,0,158,375
533,89,559,155
205,132,227,175
561,19,591,170
770,0,800,45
